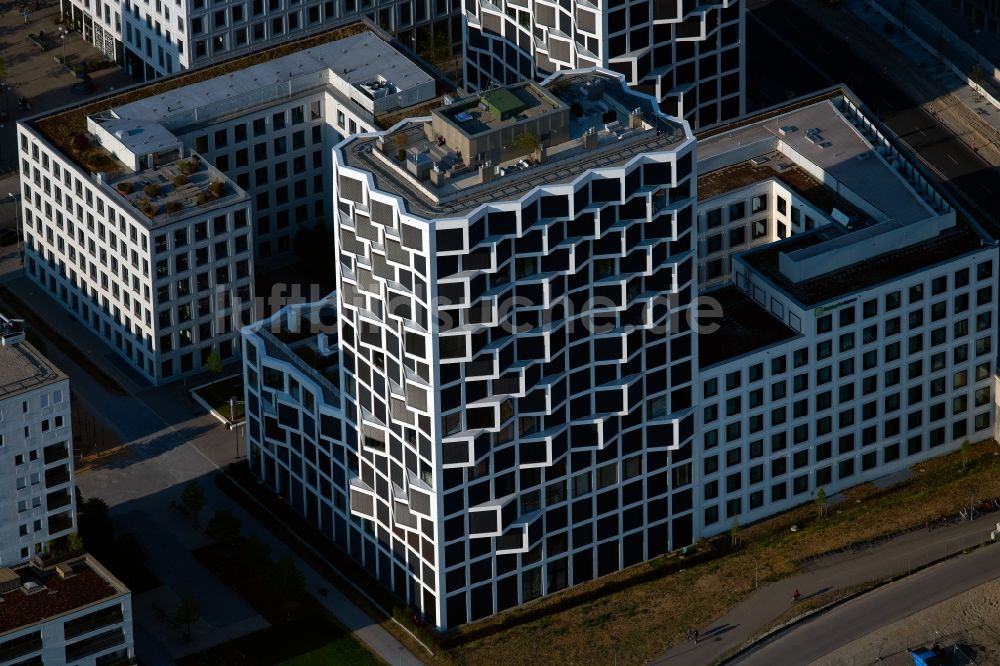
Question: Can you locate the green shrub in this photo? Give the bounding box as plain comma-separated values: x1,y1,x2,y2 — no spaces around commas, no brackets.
172,173,189,187
143,183,161,197
116,181,133,194
165,200,182,214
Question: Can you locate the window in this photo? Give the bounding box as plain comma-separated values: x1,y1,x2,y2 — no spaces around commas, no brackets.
597,463,617,488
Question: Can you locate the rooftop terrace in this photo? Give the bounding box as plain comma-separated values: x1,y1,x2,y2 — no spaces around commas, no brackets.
740,217,985,307
0,556,126,636
338,71,690,219
0,316,64,399
106,154,243,228
699,285,799,368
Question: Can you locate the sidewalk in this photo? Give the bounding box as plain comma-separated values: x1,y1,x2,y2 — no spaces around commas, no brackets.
0,270,425,665
651,515,996,665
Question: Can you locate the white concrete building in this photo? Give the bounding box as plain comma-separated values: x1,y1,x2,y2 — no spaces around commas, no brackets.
693,93,998,535
62,0,459,83
239,86,1000,628
0,315,75,569
0,555,135,666
463,0,746,129
242,70,698,628
17,27,438,385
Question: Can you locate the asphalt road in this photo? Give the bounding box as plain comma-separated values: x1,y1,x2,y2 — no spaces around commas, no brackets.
734,542,1000,664
748,0,1000,239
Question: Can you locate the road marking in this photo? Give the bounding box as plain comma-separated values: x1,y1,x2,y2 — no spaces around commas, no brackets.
947,154,960,165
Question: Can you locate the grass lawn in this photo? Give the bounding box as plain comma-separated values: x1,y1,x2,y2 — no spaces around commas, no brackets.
446,439,1000,665
181,541,384,666
216,441,1000,666
180,611,384,666
193,374,245,421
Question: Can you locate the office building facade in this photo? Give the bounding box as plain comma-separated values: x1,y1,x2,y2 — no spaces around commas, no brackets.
18,27,437,385
62,0,459,82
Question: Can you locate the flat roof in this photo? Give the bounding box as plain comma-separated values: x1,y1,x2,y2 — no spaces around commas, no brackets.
0,335,65,400
339,71,689,219
698,154,870,225
108,31,433,130
740,217,984,307
31,23,445,174
0,556,127,636
698,99,934,226
107,154,243,228
699,285,800,368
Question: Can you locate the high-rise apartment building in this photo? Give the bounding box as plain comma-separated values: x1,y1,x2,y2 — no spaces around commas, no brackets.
0,315,75,568
18,26,438,385
242,70,698,628
241,84,998,628
462,0,745,128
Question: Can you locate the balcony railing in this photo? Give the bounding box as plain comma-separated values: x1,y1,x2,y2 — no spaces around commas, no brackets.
65,628,125,662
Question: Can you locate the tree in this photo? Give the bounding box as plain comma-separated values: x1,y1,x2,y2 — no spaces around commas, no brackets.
271,555,305,617
180,480,207,526
205,509,241,544
204,349,223,389
961,438,972,471
174,592,200,641
239,534,273,574
393,132,409,161
513,133,540,156
730,518,741,548
78,496,113,555
815,487,827,519
969,62,983,102
67,533,85,554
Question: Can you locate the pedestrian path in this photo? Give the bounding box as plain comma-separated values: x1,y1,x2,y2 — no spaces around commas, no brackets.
651,513,997,665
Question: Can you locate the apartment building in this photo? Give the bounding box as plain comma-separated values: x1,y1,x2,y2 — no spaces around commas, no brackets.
18,27,438,385
62,0,459,82
693,94,998,535
462,0,745,129
240,84,999,627
0,315,75,569
0,555,135,666
242,70,698,628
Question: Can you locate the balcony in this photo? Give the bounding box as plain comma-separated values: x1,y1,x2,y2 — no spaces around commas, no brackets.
64,605,124,640
65,628,125,662
43,442,69,465
0,634,42,663
48,511,74,535
47,490,72,512
45,464,71,488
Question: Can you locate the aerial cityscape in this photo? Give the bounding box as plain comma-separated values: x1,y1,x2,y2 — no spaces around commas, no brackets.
0,0,999,662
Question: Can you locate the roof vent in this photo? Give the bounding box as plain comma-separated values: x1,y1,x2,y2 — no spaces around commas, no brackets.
0,314,25,346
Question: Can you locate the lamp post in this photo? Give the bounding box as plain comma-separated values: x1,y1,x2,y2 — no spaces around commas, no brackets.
230,395,240,458
60,28,68,66
8,193,21,263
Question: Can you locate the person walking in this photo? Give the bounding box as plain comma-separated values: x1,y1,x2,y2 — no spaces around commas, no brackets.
792,588,802,603
692,628,699,644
